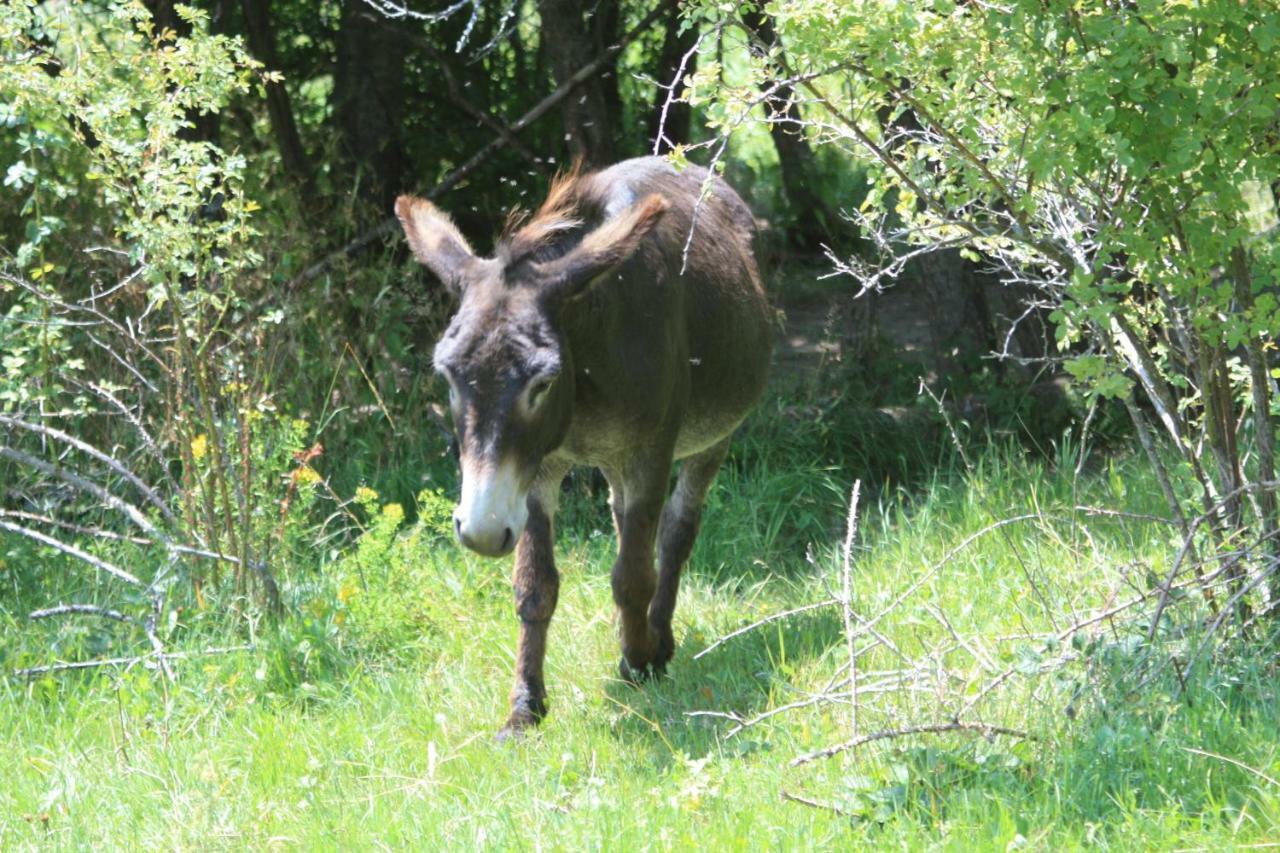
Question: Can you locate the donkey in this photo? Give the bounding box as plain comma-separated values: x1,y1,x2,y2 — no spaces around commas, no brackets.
395,156,772,736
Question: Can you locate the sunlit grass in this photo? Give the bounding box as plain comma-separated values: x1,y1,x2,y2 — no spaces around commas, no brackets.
2,402,1278,849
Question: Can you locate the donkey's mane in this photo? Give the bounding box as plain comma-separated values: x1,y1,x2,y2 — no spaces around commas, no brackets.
496,161,588,268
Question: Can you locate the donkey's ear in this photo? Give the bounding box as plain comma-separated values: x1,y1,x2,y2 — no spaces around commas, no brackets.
395,195,476,295
538,194,669,302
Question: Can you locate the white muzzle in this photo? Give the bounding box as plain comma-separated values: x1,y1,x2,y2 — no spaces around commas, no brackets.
454,456,528,556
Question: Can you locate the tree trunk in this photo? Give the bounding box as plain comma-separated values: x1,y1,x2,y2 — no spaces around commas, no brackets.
333,0,408,212
239,0,315,200
647,5,697,152
539,0,619,165
742,10,835,250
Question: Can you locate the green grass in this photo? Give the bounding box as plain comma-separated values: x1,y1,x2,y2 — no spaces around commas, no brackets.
2,390,1279,849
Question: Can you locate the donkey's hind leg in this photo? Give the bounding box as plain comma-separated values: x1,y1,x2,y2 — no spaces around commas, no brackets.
649,436,731,672
609,446,676,683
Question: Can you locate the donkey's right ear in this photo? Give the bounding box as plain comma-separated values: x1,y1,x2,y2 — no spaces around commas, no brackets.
395,195,476,295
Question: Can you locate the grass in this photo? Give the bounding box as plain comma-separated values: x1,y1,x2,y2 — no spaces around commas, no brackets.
2,381,1280,850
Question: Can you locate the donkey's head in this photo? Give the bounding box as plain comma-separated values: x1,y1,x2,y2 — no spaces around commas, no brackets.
395,184,668,557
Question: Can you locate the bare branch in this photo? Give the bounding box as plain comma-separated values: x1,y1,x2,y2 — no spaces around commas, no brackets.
0,520,143,587
791,722,1034,767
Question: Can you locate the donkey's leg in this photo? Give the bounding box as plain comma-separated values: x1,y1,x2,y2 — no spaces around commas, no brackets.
650,437,731,671
600,465,626,541
500,461,570,739
611,448,672,682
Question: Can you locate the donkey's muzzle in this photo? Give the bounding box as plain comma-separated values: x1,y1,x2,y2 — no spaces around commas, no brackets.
455,512,516,557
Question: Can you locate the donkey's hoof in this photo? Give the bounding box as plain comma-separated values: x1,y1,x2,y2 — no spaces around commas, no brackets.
495,716,539,743
653,630,675,670
496,703,544,742
494,724,525,743
619,656,667,685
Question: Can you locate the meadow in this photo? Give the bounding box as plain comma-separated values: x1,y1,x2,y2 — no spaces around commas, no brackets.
4,366,1278,849
3,4,1278,846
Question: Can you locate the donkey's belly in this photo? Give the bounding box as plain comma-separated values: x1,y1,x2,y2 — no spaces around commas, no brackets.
556,401,750,469
672,410,746,459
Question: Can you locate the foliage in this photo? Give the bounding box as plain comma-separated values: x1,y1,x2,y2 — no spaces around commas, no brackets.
694,0,1280,610
0,0,317,650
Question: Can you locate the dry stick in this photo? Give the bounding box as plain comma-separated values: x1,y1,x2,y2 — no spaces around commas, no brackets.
1072,505,1179,527
956,543,1263,720
851,514,1043,646
0,445,166,543
1178,556,1279,689
840,480,862,742
791,722,1032,768
715,674,942,739
919,380,1058,635
291,0,674,287
0,520,142,587
0,510,267,579
0,414,178,526
1181,746,1280,789
692,598,838,660
0,509,148,544
3,273,169,376
924,602,998,673
419,40,548,172
1148,480,1280,642
81,378,182,496
650,26,713,155
30,604,137,625
696,514,1062,662
11,644,254,679
780,789,856,817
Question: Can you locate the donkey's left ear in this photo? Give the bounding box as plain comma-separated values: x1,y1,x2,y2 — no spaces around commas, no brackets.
395,195,476,296
538,194,669,302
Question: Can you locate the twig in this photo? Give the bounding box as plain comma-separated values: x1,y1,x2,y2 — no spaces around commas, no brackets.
840,480,862,742
30,604,137,625
790,722,1033,767
692,598,838,660
1181,746,1280,789
0,414,178,526
11,644,255,679
0,519,143,587
0,444,169,544
780,789,856,817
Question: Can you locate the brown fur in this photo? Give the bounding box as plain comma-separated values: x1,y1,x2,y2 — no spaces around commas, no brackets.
396,156,773,737
498,161,585,265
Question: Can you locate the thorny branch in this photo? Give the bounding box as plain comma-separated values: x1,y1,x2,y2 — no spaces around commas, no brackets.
688,484,1280,801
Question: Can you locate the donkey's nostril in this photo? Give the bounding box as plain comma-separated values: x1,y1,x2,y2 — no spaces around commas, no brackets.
501,527,514,552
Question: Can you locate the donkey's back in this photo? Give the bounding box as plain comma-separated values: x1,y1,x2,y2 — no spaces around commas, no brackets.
559,157,772,466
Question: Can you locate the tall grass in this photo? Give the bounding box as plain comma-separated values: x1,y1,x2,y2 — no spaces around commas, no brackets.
2,383,1277,848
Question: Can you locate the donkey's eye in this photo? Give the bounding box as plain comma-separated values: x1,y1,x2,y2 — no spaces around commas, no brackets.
527,377,554,408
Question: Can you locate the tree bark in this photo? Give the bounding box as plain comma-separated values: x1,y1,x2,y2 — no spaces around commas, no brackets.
539,0,621,165
333,0,408,211
742,9,836,250
239,0,315,200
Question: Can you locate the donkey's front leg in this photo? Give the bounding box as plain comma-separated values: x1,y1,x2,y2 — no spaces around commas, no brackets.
500,461,569,739
500,498,558,738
